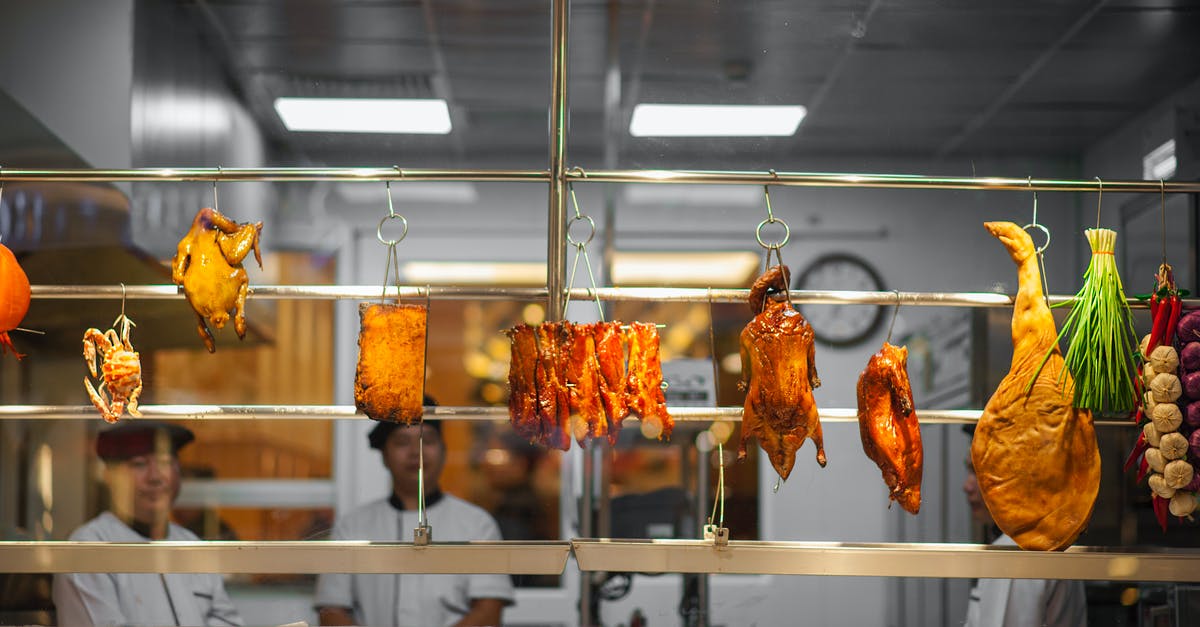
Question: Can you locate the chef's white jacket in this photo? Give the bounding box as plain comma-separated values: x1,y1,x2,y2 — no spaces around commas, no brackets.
965,535,1087,627
52,511,243,627
315,493,515,627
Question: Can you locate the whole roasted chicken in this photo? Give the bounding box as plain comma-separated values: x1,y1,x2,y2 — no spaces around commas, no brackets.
974,222,1100,551
171,208,263,353
857,342,923,514
738,265,826,481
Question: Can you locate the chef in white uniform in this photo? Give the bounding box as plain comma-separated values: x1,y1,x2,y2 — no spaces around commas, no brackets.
53,421,243,627
315,413,514,626
962,456,1086,627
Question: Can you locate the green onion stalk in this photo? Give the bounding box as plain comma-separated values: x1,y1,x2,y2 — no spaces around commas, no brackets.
1043,228,1139,414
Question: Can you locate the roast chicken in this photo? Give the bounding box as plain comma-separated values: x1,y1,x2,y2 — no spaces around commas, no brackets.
625,322,673,440
354,303,427,423
974,221,1100,551
171,208,263,353
738,265,826,481
857,342,923,514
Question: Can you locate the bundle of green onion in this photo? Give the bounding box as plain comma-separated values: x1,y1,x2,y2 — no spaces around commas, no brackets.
1052,228,1139,414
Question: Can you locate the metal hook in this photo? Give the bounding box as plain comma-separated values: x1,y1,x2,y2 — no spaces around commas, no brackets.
568,181,585,220
1160,179,1167,267
213,166,221,212
1094,176,1103,228
886,290,901,344
377,178,408,246
572,166,587,178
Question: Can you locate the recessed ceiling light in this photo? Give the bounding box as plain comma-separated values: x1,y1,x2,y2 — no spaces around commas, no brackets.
273,97,452,134
629,104,806,137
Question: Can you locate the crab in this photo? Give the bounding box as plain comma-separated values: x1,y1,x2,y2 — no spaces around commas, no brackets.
83,315,143,423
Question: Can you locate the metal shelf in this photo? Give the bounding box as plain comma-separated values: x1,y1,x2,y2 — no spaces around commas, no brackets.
26,284,1180,308
0,541,571,575
0,405,1137,428
571,539,1200,582
0,167,549,183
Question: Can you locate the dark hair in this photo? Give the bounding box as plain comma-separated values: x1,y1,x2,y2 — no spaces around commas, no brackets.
96,421,194,461
367,395,440,450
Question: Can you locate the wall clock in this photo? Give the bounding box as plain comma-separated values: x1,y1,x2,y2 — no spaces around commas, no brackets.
793,253,886,347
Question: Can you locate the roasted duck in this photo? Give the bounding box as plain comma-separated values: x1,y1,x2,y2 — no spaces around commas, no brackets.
506,324,542,442
974,222,1100,551
593,321,629,443
857,342,923,514
171,208,263,353
564,322,608,444
739,265,825,481
535,322,572,451
354,303,427,423
625,322,673,440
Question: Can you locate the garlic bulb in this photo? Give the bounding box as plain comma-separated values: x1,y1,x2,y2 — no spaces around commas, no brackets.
1144,363,1157,388
1141,333,1153,358
1165,460,1195,490
1149,473,1177,499
1150,345,1180,374
1144,392,1158,415
1144,422,1162,448
1151,373,1183,403
1146,447,1165,473
1152,402,1183,434
1169,491,1198,517
1160,432,1189,460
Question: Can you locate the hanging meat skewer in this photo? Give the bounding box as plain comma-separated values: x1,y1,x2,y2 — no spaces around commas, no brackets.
593,321,630,444
354,303,427,424
506,324,542,442
857,342,923,514
565,322,608,444
535,322,572,451
625,322,673,440
738,265,826,481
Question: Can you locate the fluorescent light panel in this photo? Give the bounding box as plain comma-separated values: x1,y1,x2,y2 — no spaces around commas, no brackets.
274,97,452,134
629,104,806,137
400,252,759,287
1143,139,1176,181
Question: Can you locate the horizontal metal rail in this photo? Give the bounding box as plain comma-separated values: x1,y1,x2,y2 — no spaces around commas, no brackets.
571,539,1200,582
27,285,1178,308
568,169,1200,193
1,167,1197,193
0,167,549,183
0,405,1136,428
0,541,572,574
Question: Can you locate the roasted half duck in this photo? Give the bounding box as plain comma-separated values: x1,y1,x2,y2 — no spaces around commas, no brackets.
171,208,263,353
857,342,923,514
593,321,630,443
564,322,608,444
625,322,673,440
974,222,1100,551
535,322,572,451
354,303,427,423
507,324,542,442
739,265,825,481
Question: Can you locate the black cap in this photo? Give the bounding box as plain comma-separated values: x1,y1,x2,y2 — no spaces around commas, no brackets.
368,395,440,450
96,421,195,461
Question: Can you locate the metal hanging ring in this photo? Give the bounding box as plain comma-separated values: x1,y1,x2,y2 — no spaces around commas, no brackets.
1021,222,1050,255
377,213,409,246
755,217,790,250
567,214,596,246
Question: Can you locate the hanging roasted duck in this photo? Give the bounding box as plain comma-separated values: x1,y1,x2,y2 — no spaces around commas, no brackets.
354,303,427,423
625,321,673,440
738,265,826,481
171,207,263,353
857,342,923,514
974,222,1100,551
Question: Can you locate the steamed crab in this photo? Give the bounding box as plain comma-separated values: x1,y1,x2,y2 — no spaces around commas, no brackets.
83,315,143,423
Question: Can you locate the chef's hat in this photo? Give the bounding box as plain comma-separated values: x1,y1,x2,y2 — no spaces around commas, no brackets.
96,421,195,461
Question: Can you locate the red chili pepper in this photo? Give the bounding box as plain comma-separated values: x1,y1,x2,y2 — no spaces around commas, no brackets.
1152,495,1169,532
1149,298,1171,350
1123,431,1147,472
1164,295,1182,347
1137,456,1150,483
1149,293,1160,322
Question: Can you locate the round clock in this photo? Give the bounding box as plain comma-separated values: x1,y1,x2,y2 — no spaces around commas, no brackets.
793,253,886,347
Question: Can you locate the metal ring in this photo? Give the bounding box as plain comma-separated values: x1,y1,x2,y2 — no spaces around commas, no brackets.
377,213,409,246
1021,222,1050,255
755,218,790,250
567,214,595,246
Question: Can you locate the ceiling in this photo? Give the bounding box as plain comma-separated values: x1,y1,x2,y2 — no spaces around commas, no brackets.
185,0,1200,169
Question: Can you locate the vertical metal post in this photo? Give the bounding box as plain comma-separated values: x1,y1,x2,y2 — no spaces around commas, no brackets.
547,0,569,323
694,445,711,627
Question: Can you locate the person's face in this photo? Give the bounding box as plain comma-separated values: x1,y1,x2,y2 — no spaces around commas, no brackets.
962,463,991,525
381,423,444,492
106,453,181,525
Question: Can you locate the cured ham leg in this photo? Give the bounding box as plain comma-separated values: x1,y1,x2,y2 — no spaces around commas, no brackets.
625,322,673,440
738,265,825,481
857,342,923,514
974,222,1100,551
594,321,630,444
564,322,608,444
506,324,541,442
354,303,427,423
535,322,572,451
